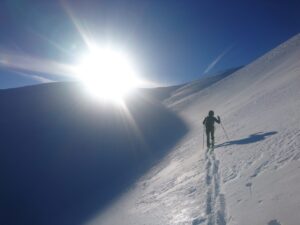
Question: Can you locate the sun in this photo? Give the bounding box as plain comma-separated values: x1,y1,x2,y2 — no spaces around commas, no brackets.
75,45,142,102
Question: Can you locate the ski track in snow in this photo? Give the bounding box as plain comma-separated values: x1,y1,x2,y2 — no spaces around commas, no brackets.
200,149,227,225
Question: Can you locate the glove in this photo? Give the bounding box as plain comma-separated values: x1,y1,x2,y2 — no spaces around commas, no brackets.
217,116,221,121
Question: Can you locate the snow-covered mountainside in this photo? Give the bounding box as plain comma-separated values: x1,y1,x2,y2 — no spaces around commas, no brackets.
163,67,242,105
0,83,187,225
89,33,300,225
142,67,242,102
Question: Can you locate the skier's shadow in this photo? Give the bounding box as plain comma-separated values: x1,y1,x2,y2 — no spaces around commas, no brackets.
215,131,277,148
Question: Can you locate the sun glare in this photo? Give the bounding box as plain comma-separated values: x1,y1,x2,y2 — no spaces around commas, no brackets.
75,45,142,102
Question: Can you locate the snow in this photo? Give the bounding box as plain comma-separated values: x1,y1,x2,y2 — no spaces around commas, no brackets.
1,33,300,225
0,83,187,225
163,67,241,106
87,33,300,225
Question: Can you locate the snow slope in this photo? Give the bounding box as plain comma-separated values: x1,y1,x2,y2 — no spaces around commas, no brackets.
0,83,187,225
89,33,300,225
141,67,242,102
0,66,239,225
163,67,242,105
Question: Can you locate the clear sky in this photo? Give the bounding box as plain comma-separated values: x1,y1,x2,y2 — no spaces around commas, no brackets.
0,0,299,88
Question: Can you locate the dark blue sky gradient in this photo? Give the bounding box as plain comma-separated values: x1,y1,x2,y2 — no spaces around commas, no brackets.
0,0,299,87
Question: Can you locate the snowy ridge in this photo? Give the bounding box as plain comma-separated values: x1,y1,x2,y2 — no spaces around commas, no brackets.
164,67,241,108
166,33,300,112
89,33,300,225
141,67,241,103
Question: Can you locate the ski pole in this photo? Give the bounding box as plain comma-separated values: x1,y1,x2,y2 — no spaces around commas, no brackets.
203,125,205,149
220,122,230,141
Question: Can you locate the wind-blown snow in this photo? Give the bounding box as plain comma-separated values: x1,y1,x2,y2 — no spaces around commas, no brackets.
89,33,300,225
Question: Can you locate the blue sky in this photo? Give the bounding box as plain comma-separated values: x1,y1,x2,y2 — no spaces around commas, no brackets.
0,0,299,88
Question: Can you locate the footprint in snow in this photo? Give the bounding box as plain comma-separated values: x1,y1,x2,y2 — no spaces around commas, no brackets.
192,217,206,225
267,219,281,225
245,182,252,196
245,182,252,187
187,187,196,194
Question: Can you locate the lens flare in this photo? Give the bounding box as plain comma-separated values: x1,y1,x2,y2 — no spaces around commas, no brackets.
75,45,142,102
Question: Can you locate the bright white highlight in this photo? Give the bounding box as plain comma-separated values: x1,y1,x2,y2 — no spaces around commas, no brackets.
76,45,142,101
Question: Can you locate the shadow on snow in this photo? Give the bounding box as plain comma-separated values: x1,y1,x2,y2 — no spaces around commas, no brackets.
215,131,278,148
0,83,188,225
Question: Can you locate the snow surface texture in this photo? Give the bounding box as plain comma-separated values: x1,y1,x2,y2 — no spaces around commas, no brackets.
88,33,300,225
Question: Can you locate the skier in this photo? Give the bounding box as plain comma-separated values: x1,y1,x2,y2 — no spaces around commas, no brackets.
203,110,221,148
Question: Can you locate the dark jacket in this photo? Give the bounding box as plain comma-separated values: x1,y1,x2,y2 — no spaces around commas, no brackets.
203,116,220,130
